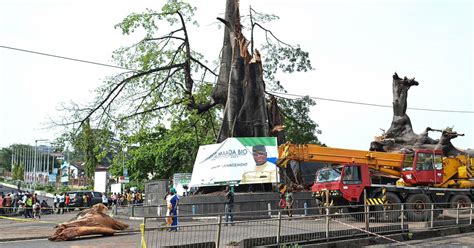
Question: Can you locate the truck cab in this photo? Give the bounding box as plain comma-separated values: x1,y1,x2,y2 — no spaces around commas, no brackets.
312,164,372,204
401,150,444,186
311,150,444,204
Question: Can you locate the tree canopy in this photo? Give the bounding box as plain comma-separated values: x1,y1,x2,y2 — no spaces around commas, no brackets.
59,0,321,181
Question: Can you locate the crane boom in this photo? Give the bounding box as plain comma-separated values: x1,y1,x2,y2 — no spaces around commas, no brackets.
278,143,405,177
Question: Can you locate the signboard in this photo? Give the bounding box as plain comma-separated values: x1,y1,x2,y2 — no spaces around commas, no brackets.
119,176,129,183
60,161,69,183
111,183,122,194
48,173,57,183
173,173,192,196
94,171,107,193
189,137,278,186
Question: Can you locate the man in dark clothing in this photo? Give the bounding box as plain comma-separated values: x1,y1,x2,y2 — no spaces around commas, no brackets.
224,186,234,225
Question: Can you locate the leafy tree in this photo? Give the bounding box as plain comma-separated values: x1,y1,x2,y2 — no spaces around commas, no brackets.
109,83,219,181
0,148,12,171
77,119,98,183
279,96,321,144
60,1,319,180
12,163,24,181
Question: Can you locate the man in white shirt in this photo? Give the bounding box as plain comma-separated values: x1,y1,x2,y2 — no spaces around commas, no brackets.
241,145,277,184
58,193,65,214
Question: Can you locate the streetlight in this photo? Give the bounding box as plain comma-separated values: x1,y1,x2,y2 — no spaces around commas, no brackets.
33,139,48,191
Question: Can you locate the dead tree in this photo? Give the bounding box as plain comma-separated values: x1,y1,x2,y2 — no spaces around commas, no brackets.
370,73,471,157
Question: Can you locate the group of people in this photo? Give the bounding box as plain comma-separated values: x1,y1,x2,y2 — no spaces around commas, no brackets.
110,190,144,206
52,192,70,214
0,191,49,219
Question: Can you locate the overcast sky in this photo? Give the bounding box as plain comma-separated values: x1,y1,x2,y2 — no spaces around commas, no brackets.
0,0,472,151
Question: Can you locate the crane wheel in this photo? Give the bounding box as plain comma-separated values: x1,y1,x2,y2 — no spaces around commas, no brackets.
406,194,432,221
450,195,472,213
375,192,401,222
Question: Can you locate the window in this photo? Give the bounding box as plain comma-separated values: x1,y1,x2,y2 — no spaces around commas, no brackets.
416,153,434,171
342,165,361,184
434,154,443,170
403,154,414,171
316,168,341,183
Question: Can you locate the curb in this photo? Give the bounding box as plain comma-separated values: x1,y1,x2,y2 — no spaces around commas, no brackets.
0,230,141,243
0,235,50,243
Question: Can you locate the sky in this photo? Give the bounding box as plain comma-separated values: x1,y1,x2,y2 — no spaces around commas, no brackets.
0,0,473,151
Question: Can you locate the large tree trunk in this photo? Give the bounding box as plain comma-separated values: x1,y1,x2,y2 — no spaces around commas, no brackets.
49,204,128,241
216,0,270,142
370,73,471,157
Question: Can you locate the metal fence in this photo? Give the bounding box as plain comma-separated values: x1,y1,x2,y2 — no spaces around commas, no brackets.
140,202,473,248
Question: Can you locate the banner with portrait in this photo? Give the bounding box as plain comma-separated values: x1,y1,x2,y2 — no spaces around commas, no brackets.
189,137,278,186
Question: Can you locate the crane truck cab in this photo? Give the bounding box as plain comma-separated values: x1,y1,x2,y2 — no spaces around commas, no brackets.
401,149,444,186
311,150,445,206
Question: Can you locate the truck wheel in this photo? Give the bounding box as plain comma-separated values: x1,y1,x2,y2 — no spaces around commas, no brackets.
450,195,471,213
375,192,401,222
406,194,432,221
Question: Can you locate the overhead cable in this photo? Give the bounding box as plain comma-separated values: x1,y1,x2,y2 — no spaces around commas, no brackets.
268,91,474,114
2,44,472,114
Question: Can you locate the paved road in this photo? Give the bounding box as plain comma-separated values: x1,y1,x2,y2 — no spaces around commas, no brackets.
368,232,474,247
0,233,141,248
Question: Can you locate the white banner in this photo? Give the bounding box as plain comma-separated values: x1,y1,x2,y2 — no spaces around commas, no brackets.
189,137,278,186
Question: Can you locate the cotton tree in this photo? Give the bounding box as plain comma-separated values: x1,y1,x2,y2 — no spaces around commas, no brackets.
57,1,319,181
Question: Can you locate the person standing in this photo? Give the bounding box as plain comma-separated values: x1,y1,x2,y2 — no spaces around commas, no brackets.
33,202,41,219
102,193,109,206
58,193,65,214
168,188,179,232
12,193,19,214
0,194,4,215
5,194,12,214
65,193,71,212
53,193,58,213
82,193,88,208
224,186,235,226
285,189,294,217
24,194,33,218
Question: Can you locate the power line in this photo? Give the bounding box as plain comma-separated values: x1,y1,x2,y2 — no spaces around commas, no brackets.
0,45,135,72
2,44,472,114
268,91,474,114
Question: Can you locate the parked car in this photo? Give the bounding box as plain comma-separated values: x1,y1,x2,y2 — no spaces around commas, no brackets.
66,191,105,208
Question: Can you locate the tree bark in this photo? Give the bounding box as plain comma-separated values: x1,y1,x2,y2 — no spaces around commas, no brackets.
48,204,128,241
370,73,472,157
216,0,271,142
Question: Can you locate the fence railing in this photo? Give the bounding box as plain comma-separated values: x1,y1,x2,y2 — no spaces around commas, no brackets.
140,202,473,247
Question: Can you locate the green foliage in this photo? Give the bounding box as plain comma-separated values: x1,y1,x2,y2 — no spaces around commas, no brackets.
12,163,24,181
78,119,98,182
44,185,56,194
0,148,12,171
262,44,313,92
57,185,71,194
35,184,45,190
280,96,321,144
68,1,321,185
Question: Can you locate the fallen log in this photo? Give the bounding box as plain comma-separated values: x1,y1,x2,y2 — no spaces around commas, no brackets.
49,203,129,241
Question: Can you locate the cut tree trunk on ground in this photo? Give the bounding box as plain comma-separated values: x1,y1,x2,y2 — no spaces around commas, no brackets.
48,204,129,242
